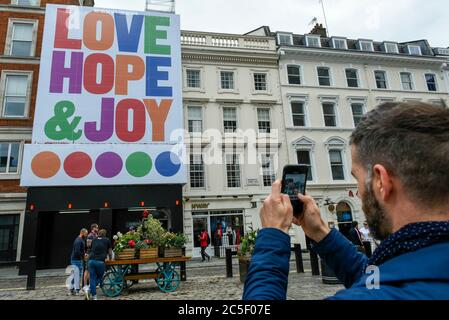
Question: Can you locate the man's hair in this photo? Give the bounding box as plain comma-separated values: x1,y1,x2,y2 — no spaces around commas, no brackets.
80,228,88,234
98,229,107,237
350,101,449,206
352,221,359,228
90,223,98,231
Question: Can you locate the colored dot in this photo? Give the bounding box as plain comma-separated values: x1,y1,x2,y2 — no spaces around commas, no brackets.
64,152,92,179
155,152,181,177
126,152,152,178
31,151,60,179
95,152,123,178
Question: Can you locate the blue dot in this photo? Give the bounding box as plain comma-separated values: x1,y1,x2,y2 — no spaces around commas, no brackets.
155,152,181,177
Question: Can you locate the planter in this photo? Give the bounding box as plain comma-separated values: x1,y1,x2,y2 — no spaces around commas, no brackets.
160,247,183,258
239,256,251,283
114,248,136,260
139,247,158,259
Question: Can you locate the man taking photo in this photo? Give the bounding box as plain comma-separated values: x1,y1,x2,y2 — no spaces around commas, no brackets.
243,102,449,300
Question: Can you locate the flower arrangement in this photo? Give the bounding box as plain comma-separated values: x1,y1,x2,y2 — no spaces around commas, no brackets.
135,239,153,250
112,231,141,253
160,232,188,249
137,211,165,248
239,227,258,257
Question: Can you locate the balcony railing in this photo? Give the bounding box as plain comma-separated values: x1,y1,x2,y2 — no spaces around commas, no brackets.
181,31,276,51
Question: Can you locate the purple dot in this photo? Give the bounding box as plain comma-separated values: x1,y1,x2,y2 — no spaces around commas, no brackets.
95,152,123,178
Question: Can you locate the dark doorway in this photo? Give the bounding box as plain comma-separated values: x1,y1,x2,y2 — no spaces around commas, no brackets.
36,210,99,269
336,202,353,239
0,215,20,262
112,209,142,235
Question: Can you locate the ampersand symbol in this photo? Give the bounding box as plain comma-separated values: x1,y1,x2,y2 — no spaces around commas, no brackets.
44,100,82,141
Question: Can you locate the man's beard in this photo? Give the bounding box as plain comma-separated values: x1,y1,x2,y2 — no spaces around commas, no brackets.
362,180,392,241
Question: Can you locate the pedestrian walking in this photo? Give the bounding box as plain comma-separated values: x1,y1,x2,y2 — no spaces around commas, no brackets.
69,228,88,296
87,229,112,300
83,223,99,297
200,229,211,262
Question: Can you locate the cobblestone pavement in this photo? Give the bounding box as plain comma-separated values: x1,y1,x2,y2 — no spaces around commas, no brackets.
0,260,344,300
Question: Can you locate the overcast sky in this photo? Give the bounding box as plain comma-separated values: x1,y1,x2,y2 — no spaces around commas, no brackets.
94,0,449,47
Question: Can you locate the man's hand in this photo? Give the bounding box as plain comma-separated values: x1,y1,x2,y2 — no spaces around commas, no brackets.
293,194,330,243
260,180,293,234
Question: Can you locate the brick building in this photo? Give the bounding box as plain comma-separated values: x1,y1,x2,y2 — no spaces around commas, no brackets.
0,0,94,262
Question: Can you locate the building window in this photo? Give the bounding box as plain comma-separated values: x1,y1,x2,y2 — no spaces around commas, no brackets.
261,154,276,187
358,40,374,52
257,108,271,133
407,45,422,56
351,103,364,127
291,101,306,127
425,74,437,92
306,35,321,48
374,70,387,89
220,71,234,90
223,107,237,133
190,154,205,188
317,67,331,86
383,42,398,54
297,150,313,181
400,72,414,90
278,33,292,46
0,142,20,174
187,106,202,133
254,73,267,91
2,74,29,117
329,150,345,180
345,69,359,88
14,0,40,5
186,69,201,88
10,22,34,56
322,102,337,127
332,38,347,49
226,154,241,188
287,65,301,85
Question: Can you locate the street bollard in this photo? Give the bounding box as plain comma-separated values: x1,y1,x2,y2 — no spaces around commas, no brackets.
294,244,304,273
180,247,187,281
363,241,373,258
225,248,233,278
26,256,37,290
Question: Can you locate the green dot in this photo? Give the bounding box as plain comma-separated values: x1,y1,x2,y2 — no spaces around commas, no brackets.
126,152,152,177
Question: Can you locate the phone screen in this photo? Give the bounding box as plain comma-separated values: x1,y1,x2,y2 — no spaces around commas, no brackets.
283,173,307,200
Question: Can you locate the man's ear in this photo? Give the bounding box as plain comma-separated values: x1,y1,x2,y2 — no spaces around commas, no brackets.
372,164,393,202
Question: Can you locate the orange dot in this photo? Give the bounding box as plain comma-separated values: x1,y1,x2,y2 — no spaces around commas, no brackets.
31,151,61,179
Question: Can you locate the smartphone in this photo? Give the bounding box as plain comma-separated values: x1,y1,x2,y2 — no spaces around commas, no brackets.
281,165,308,217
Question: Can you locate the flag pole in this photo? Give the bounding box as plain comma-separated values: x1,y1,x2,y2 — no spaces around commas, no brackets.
320,0,330,37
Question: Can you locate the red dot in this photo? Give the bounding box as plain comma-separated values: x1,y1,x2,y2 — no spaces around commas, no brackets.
64,152,92,179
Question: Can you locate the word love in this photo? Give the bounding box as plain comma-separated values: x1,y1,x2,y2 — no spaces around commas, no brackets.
50,8,173,97
44,98,172,142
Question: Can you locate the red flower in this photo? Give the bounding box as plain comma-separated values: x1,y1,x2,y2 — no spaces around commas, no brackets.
128,240,136,248
143,210,150,218
145,239,152,244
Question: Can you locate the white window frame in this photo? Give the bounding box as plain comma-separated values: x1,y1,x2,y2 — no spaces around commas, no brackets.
305,35,321,48
358,40,374,52
186,105,204,136
5,19,39,57
0,70,33,119
400,72,415,91
292,137,317,183
224,153,242,189
348,98,367,128
222,105,239,134
325,137,348,182
11,0,41,6
345,68,360,88
277,33,293,46
424,73,438,92
189,153,206,189
331,37,348,50
256,107,271,135
286,64,303,85
183,66,205,92
407,45,422,56
383,42,399,54
316,66,333,87
251,70,270,94
259,153,277,188
373,70,389,90
288,95,309,128
0,141,23,176
321,100,339,128
376,97,396,104
218,69,237,92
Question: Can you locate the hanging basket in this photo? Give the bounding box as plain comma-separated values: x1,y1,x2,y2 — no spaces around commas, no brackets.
139,247,158,259
114,248,136,260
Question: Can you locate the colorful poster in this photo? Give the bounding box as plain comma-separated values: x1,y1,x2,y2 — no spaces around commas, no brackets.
20,4,186,186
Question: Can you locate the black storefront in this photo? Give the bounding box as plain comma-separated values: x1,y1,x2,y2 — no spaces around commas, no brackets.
19,184,183,273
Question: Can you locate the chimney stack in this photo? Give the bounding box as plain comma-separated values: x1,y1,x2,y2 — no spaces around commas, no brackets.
309,23,327,37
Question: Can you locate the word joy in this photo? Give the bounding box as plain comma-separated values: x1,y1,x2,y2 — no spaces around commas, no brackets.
46,8,175,142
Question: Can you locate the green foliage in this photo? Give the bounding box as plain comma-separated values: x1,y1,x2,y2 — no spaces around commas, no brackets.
137,215,165,248
160,232,188,249
239,227,258,257
112,231,140,253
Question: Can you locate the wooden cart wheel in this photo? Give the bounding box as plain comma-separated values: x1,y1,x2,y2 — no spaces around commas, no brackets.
156,268,180,293
100,271,124,297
